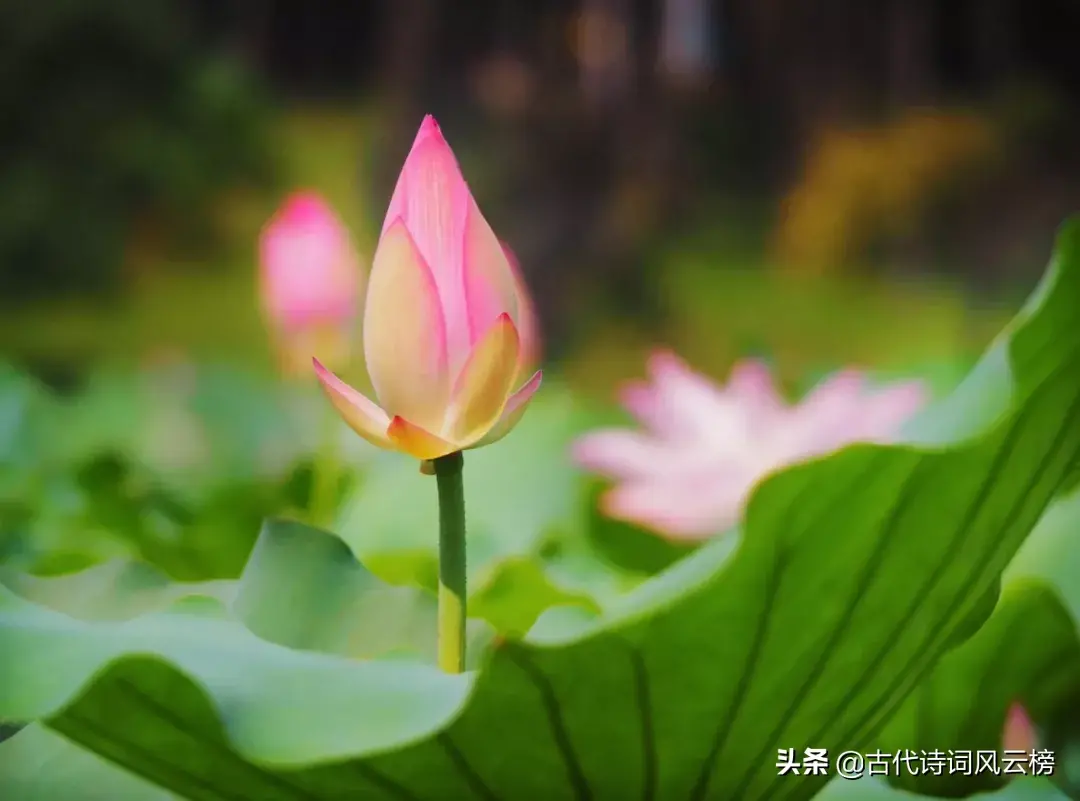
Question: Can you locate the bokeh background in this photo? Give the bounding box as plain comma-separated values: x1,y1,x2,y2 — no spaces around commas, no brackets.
4,0,1079,396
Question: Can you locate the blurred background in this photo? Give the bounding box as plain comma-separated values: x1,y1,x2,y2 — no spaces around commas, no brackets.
1,0,1078,393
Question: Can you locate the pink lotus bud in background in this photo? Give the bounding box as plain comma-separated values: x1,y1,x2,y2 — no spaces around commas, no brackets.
1002,702,1039,754
572,352,926,540
314,115,542,461
259,191,362,376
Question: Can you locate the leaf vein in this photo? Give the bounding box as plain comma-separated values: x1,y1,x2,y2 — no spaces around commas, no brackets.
436,732,503,801
688,543,789,801
345,762,425,801
627,642,656,801
57,711,247,801
504,645,593,801
117,679,325,801
770,369,1080,801
838,373,1080,754
732,456,931,800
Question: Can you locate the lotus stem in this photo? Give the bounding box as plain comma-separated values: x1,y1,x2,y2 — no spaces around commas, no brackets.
434,451,467,673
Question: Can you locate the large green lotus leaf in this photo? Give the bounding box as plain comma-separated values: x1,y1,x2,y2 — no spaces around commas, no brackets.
1007,490,1080,798
336,387,589,589
0,519,487,664
876,579,1080,797
1,224,1080,800
230,520,491,662
815,775,1069,800
875,488,1080,798
0,724,176,801
0,558,234,620
1006,489,1080,619
0,518,578,658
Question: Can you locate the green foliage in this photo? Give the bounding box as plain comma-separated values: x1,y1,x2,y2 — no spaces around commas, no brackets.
816,775,1069,800
0,364,313,578
878,489,1080,798
0,0,275,300
1,223,1080,800
0,724,175,800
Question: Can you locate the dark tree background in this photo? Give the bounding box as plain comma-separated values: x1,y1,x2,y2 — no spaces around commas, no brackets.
4,0,1079,349
218,0,1080,344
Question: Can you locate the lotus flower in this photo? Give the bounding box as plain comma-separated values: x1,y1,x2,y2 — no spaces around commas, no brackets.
572,352,926,540
1003,702,1038,754
313,116,542,461
259,192,363,375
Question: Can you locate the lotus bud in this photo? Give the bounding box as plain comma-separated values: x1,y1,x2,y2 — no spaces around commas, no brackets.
259,192,362,376
1003,702,1038,754
313,116,542,460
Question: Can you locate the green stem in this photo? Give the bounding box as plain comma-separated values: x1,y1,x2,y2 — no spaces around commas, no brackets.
433,451,466,673
309,409,341,530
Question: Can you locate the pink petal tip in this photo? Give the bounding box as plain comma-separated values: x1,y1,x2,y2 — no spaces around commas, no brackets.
1002,702,1038,753
411,114,447,150
279,191,333,224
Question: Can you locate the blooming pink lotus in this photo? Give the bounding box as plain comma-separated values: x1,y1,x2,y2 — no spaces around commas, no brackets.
573,352,927,540
259,192,363,375
314,116,542,461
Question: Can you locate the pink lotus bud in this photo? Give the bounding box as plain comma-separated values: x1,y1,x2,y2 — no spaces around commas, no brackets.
313,116,542,460
1002,702,1038,754
259,192,362,375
